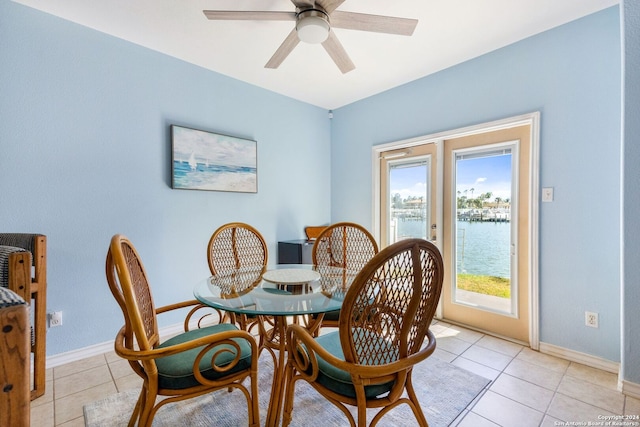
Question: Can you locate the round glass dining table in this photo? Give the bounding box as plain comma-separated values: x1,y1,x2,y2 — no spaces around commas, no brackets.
193,264,357,426
193,264,352,317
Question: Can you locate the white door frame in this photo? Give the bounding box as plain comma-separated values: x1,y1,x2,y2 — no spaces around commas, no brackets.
371,112,540,349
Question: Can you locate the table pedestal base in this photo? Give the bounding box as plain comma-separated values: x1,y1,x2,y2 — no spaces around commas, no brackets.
258,314,323,426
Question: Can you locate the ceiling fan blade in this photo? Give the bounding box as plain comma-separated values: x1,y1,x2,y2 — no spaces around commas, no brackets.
315,0,346,14
321,31,355,74
203,10,296,21
289,0,314,10
265,28,300,69
330,11,418,36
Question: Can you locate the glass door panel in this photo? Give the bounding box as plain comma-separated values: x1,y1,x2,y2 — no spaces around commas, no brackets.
389,160,429,242
453,147,515,315
380,144,437,248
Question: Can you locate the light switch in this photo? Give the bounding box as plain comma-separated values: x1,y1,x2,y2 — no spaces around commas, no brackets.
542,187,554,202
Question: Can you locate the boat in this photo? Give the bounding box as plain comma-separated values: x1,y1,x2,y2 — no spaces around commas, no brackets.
188,152,197,171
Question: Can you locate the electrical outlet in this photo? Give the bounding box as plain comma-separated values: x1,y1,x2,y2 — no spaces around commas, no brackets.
585,311,598,328
49,311,63,327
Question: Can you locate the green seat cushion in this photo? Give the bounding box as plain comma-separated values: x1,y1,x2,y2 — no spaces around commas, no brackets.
310,310,340,323
311,331,394,399
155,323,252,390
321,309,340,322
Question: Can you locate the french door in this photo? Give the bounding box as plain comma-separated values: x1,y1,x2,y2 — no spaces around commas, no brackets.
380,144,438,247
379,122,535,344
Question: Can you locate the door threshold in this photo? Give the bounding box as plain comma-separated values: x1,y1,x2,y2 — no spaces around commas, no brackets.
433,316,530,348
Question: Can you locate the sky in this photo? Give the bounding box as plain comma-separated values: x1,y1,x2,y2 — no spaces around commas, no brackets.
172,125,256,168
390,152,513,201
456,153,513,201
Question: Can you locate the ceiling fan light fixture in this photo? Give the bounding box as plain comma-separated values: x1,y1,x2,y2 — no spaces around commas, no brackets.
296,10,330,44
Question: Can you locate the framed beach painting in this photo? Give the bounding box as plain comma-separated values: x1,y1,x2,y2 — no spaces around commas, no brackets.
171,125,257,193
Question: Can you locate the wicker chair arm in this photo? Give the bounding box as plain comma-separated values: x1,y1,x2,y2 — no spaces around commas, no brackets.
155,299,201,314
155,299,227,332
114,325,257,361
352,329,437,379
286,323,353,372
287,324,437,380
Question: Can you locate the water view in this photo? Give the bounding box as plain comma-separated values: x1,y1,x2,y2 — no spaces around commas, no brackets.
395,219,511,279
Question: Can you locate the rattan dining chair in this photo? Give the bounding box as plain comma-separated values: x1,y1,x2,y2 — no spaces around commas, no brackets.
283,238,444,427
106,234,260,427
304,225,326,240
207,222,268,332
311,222,378,333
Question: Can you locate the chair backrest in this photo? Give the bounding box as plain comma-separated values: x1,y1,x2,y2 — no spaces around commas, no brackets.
106,234,159,353
338,238,444,365
207,222,268,276
312,222,378,273
304,226,326,240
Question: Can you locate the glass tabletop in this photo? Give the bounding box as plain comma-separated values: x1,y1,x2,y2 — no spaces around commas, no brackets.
194,264,358,316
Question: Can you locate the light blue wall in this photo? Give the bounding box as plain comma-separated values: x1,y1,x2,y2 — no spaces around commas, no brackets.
331,7,622,361
621,0,640,383
0,0,331,354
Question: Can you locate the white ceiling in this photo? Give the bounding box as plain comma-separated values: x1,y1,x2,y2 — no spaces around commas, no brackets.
13,0,618,110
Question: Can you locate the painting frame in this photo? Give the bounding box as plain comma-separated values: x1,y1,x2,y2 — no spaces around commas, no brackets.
171,125,257,193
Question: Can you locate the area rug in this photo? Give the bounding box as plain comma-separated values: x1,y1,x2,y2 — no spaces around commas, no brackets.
84,352,489,426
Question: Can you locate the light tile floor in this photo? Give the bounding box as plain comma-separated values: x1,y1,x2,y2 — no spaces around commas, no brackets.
30,321,640,426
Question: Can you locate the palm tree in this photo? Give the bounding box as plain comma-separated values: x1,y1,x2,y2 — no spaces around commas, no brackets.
458,196,468,209
392,193,403,209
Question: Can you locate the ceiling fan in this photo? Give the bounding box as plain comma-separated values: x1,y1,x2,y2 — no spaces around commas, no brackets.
203,0,418,74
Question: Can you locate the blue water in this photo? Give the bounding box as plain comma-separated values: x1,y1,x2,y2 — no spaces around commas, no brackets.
397,220,510,278
173,160,256,192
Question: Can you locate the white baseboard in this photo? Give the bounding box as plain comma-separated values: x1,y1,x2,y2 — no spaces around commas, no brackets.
539,341,620,373
46,340,113,368
621,379,640,399
516,342,640,397
46,323,187,368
